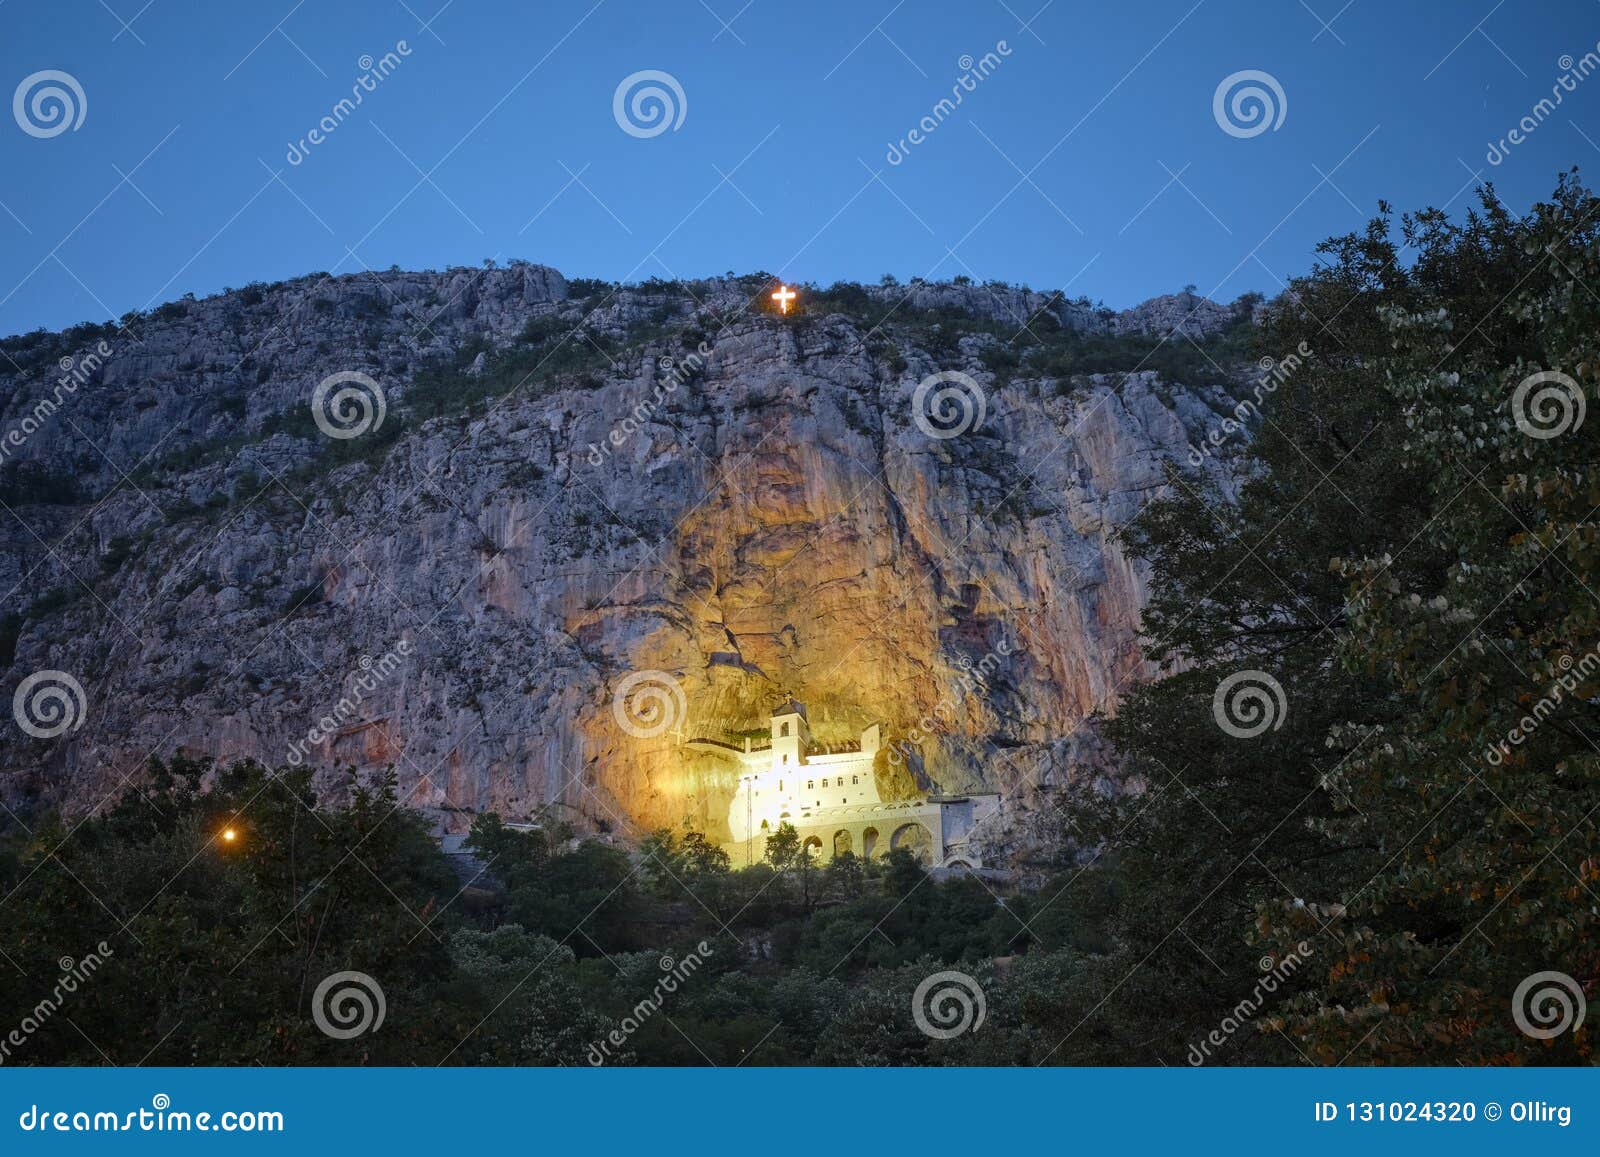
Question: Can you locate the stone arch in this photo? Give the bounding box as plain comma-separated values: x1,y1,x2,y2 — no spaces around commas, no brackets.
890,821,933,863
833,829,853,858
944,858,973,872
861,827,879,859
802,835,824,862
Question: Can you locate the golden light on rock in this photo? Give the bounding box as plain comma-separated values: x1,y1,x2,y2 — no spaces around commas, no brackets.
771,284,796,313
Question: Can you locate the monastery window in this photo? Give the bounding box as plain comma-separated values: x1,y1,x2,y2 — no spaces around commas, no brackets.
780,722,790,737
852,775,859,785
806,780,813,789
782,754,788,765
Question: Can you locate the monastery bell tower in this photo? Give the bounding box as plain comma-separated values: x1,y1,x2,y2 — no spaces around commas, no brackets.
770,698,810,772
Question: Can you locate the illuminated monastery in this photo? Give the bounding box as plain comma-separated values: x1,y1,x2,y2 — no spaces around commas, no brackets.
686,700,999,869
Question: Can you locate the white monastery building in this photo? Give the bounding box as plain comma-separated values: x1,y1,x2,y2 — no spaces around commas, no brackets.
686,700,999,869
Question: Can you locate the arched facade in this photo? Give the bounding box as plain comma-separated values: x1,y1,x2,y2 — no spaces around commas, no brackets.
890,821,934,863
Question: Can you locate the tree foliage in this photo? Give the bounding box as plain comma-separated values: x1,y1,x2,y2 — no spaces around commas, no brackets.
1094,174,1599,1064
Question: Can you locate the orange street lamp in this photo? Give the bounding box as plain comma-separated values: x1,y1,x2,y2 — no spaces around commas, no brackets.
220,827,238,845
771,284,796,313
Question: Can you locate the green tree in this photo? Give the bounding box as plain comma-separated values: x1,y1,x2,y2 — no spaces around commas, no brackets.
1264,173,1600,1063
0,756,459,1065
1090,174,1600,1065
1067,187,1496,1062
763,822,801,870
640,822,732,921
823,850,866,900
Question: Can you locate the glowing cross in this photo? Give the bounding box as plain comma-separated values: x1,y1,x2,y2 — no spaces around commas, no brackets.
771,284,796,313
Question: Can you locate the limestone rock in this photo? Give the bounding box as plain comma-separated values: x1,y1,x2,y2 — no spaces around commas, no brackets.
0,268,1247,860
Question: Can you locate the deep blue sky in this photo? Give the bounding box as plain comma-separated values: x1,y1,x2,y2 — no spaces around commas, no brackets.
0,0,1595,336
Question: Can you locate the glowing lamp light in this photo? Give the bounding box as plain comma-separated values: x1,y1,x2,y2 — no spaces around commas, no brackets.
221,828,237,844
771,284,796,313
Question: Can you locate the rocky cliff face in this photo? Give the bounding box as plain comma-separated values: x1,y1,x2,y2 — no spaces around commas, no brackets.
0,266,1248,859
